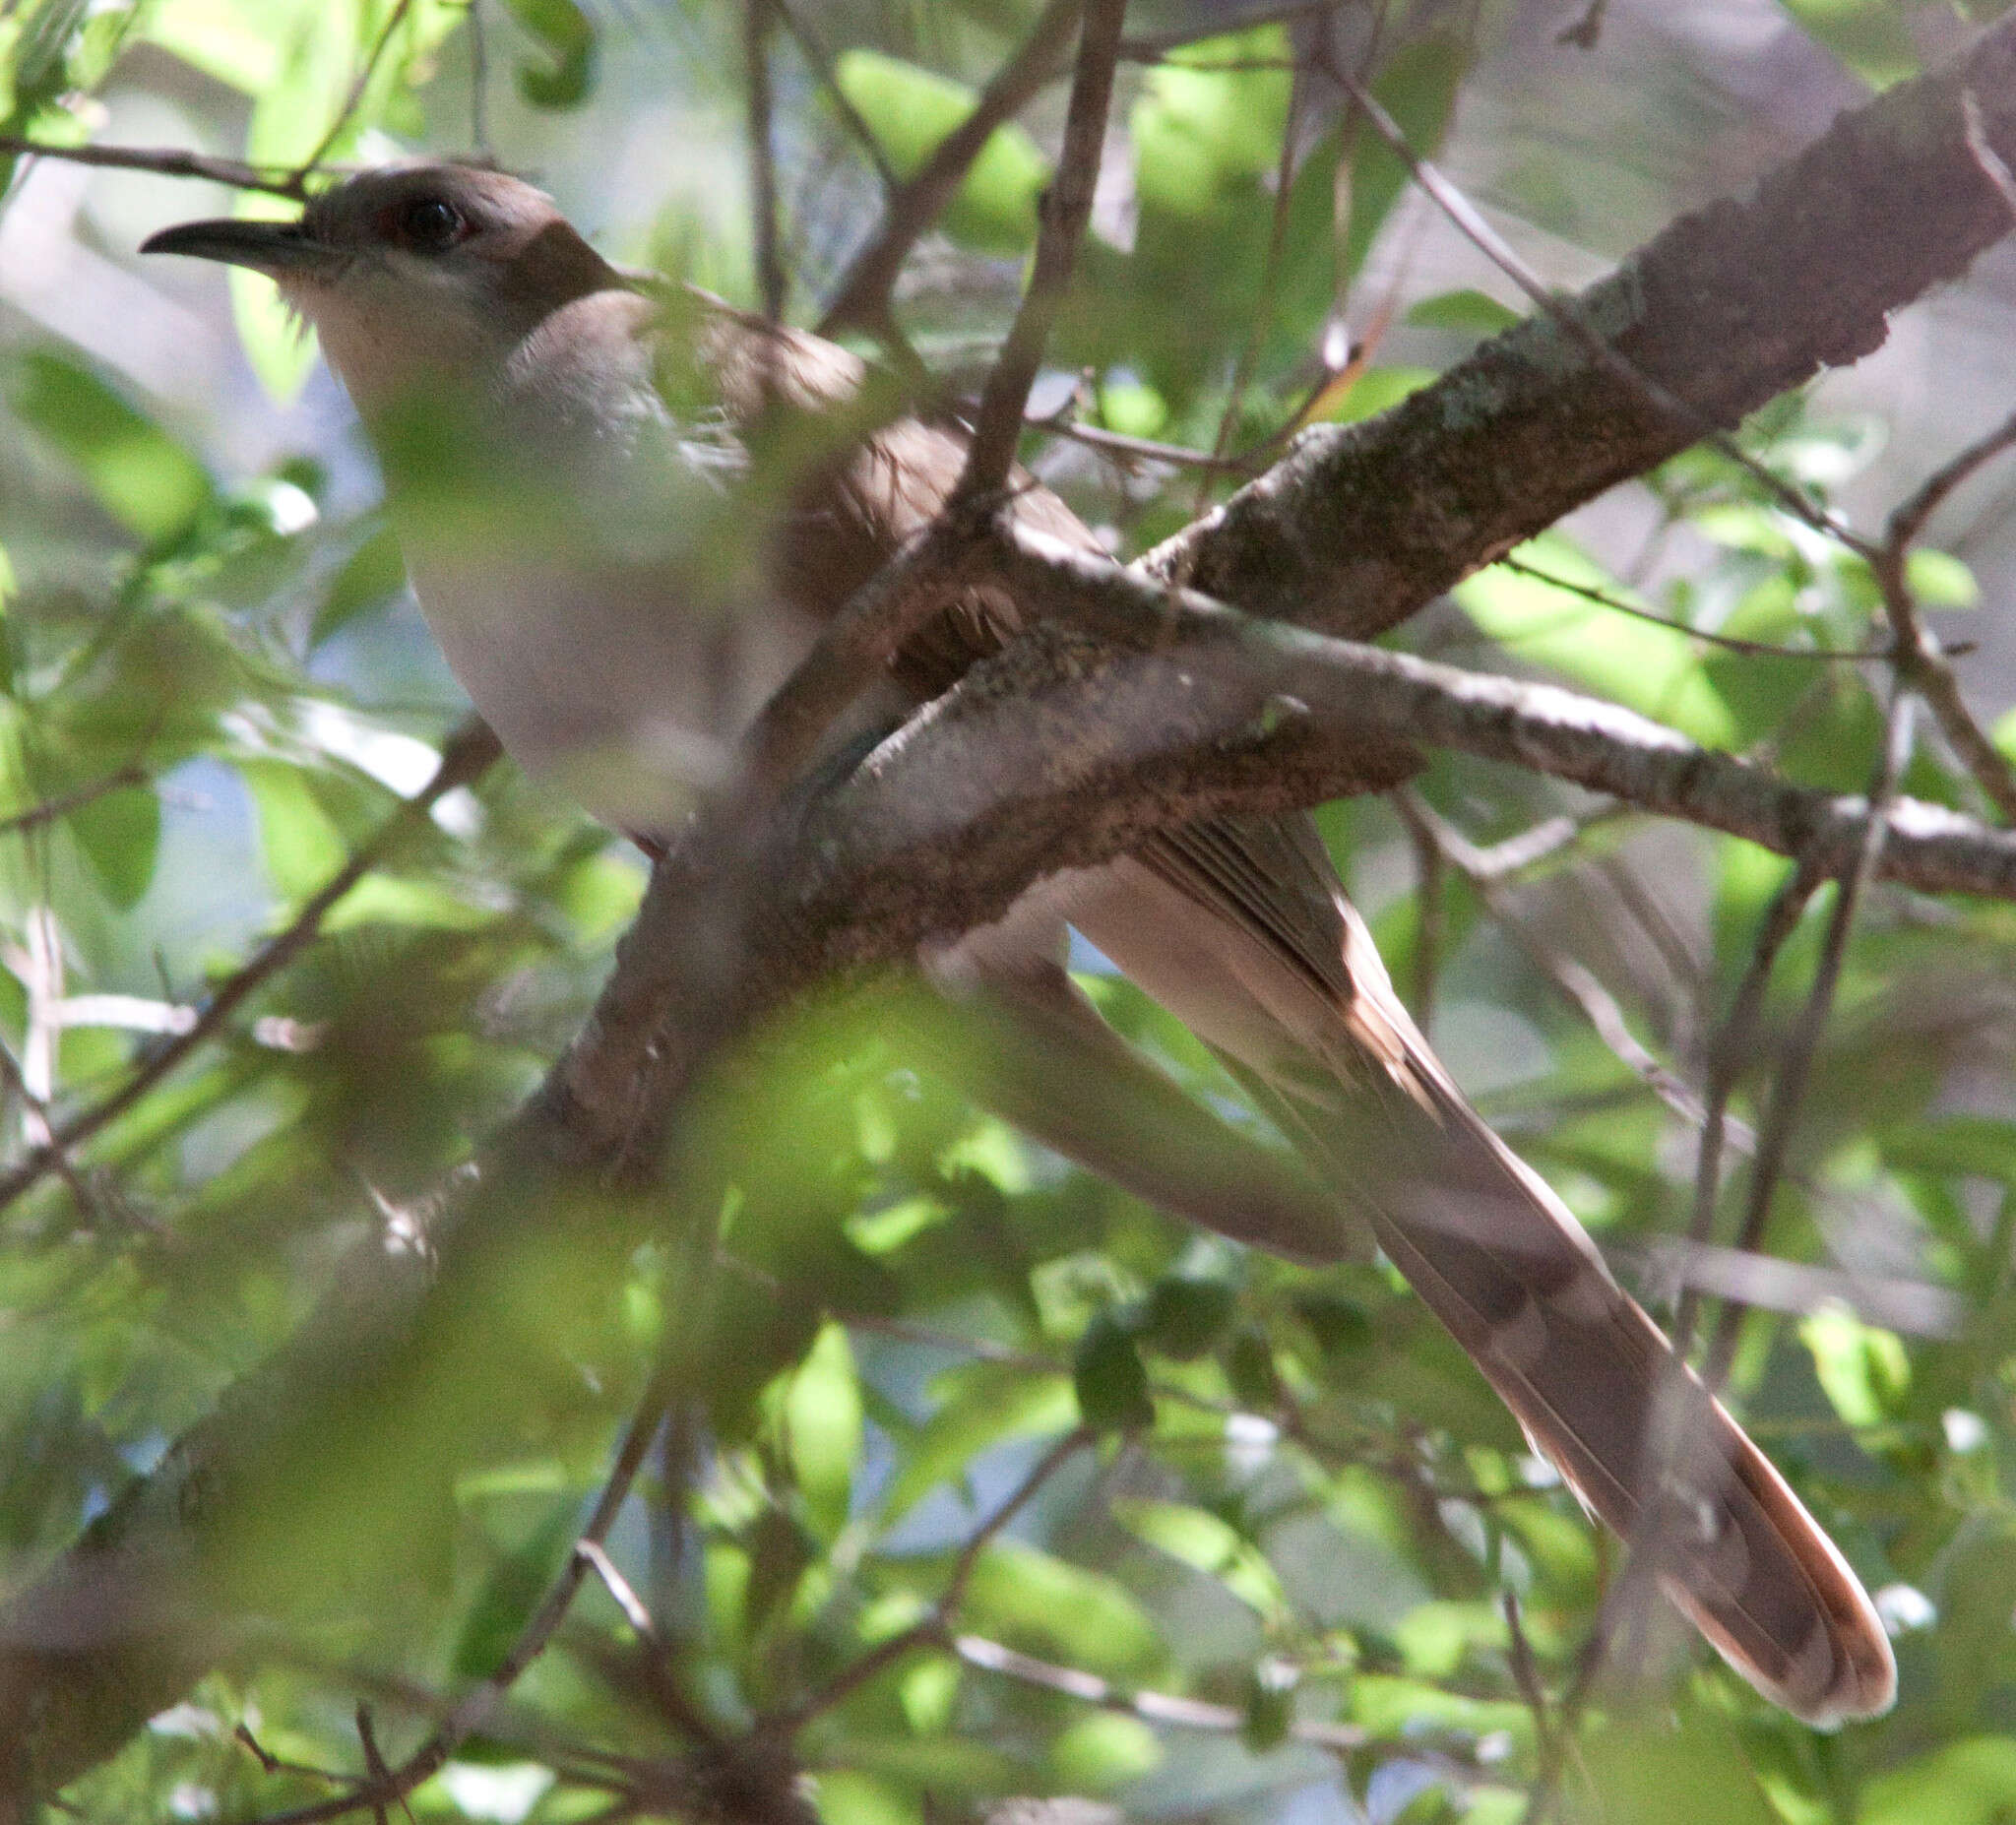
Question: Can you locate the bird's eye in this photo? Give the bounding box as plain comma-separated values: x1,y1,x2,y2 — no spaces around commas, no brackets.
388,196,468,252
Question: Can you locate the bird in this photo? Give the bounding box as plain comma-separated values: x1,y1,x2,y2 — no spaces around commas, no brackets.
145,162,1896,1726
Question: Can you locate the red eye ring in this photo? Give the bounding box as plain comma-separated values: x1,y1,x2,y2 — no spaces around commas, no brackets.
380,196,468,253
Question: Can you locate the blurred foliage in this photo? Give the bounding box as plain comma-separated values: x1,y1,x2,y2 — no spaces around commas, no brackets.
3,2,2016,1823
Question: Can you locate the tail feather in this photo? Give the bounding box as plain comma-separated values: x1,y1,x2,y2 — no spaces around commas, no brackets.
1246,1043,1897,1726
985,816,1895,1724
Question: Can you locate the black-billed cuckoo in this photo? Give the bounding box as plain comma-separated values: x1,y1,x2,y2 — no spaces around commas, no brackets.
145,164,1895,1725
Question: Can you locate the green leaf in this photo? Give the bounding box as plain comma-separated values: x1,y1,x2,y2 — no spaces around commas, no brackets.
1072,1309,1154,1432
312,522,408,645
1455,532,1737,745
782,1320,862,1542
238,759,347,900
1309,363,1437,425
501,0,596,107
1404,287,1522,335
1240,1658,1297,1752
1049,1713,1161,1791
959,1540,1165,1679
450,1496,578,1679
1139,1274,1234,1360
1130,25,1292,221
68,783,160,910
1906,547,1981,608
1110,1497,1287,1621
832,51,1046,255
880,1365,1075,1525
1861,1740,2016,1825
813,1771,921,1825
1799,1303,1908,1427
1575,1718,1776,1825
147,0,288,93
1775,0,1919,89
7,352,212,543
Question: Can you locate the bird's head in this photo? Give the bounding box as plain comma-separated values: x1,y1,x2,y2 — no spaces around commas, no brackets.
144,163,628,419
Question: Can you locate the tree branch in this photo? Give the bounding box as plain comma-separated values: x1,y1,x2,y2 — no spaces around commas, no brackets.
13,19,2016,1799
1142,16,2016,641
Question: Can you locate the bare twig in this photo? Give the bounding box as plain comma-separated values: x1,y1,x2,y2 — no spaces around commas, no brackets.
0,766,148,840
1872,409,2016,823
1197,62,1307,511
1493,555,1900,662
1556,0,1607,50
292,0,417,185
1031,407,1259,474
576,1539,719,1742
0,719,500,1217
775,1425,1095,1731
1701,686,1916,1387
1318,61,1874,560
952,1632,1371,1749
746,0,787,323
818,0,1081,339
1964,89,2016,220
251,1369,674,1825
467,0,492,160
0,135,317,199
1398,792,1715,1133
1403,799,1445,1022
768,0,899,190
956,0,1128,501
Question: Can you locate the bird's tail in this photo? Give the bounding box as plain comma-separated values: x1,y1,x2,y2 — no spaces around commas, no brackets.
1045,820,1896,1726
1239,1035,1897,1726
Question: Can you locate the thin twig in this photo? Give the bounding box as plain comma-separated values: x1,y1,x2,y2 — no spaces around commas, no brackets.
0,1035,105,1231
952,1632,1371,1749
576,1539,720,1742
1404,799,1445,1022
1493,555,1900,662
250,1369,675,1825
1031,408,1259,474
1964,89,2016,220
956,0,1128,501
1872,408,2016,823
292,0,417,185
768,0,899,190
1196,62,1306,512
774,1425,1095,1731
1398,792,1718,1135
818,0,1081,339
1556,0,1607,49
746,0,787,323
1701,686,1916,1388
0,719,500,1217
0,135,316,198
467,0,491,160
0,765,148,840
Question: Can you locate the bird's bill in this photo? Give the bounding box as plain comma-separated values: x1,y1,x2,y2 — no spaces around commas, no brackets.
141,217,338,276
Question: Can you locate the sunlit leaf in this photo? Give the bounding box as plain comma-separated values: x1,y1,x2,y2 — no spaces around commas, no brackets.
1456,531,1737,745
781,1320,862,1542
1110,1497,1287,1621
1776,0,1920,88
6,352,212,543
959,1541,1165,1680
833,51,1047,254
501,0,596,107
